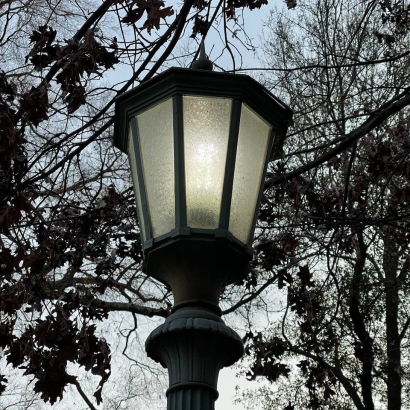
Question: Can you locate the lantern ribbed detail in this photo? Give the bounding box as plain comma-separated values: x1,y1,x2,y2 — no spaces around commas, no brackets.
146,305,243,410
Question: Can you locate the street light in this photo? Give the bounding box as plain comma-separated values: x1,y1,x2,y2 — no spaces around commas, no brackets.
113,46,293,410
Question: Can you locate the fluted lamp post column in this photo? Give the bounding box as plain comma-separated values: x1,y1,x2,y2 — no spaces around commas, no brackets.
113,44,293,410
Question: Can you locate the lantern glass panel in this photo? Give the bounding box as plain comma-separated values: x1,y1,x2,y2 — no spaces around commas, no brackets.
229,103,272,244
183,95,232,229
128,131,148,242
135,98,175,238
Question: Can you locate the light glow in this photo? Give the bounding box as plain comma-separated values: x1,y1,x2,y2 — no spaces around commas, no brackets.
183,95,232,229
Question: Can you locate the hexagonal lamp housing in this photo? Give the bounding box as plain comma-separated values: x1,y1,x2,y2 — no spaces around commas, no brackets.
113,67,293,306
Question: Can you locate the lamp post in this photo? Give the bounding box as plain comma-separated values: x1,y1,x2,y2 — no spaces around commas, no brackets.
113,47,293,410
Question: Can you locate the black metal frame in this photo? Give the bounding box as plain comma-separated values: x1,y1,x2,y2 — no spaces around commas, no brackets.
219,99,241,230
129,117,152,246
114,67,293,286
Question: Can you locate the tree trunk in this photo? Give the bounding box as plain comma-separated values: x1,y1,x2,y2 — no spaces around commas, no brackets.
350,232,374,410
383,237,401,410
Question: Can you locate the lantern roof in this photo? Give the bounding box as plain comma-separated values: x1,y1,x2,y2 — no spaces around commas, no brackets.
114,67,293,154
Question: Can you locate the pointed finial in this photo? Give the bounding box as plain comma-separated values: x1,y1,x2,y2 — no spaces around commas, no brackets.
191,40,213,71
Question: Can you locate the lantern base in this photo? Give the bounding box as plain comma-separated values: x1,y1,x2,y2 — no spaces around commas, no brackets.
144,236,250,305
145,303,243,410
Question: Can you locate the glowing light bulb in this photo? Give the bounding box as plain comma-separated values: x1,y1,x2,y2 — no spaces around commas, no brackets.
183,96,232,229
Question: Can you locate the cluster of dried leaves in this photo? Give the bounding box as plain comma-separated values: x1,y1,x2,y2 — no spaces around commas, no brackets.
0,0,275,406
1,0,410,408
243,114,410,408
0,0,177,405
238,1,410,409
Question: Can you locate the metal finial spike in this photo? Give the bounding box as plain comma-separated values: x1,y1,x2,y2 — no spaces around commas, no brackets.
199,39,207,59
191,39,213,71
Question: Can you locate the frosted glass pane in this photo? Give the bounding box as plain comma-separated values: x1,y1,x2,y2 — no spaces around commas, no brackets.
229,104,271,244
136,98,175,238
128,131,148,242
183,96,232,229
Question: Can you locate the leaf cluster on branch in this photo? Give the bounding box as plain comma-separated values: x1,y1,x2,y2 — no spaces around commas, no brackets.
1,0,410,408
0,0,279,407
237,0,410,409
